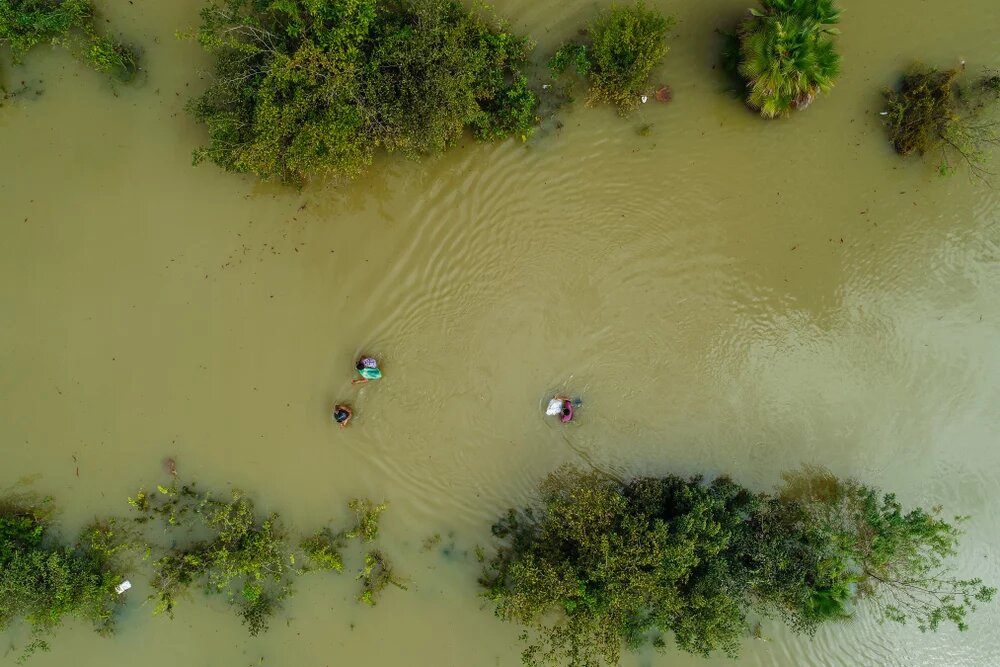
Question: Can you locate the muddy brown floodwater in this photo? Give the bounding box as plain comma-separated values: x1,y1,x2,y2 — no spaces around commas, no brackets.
2,0,999,665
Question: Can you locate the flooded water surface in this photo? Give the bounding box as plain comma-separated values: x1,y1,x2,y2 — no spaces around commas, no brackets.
2,0,999,665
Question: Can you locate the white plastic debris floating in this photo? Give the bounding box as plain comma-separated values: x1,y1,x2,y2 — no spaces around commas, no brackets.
114,580,132,595
641,95,649,104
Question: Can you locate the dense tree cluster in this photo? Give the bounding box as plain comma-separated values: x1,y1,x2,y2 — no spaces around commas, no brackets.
482,465,994,666
189,0,538,184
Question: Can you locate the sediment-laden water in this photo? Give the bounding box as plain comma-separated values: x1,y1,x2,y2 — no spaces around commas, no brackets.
1,0,999,665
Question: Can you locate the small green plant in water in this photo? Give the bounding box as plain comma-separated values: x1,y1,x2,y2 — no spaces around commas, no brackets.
357,550,408,605
735,0,841,117
549,2,673,114
883,65,1000,182
345,498,387,542
301,528,345,572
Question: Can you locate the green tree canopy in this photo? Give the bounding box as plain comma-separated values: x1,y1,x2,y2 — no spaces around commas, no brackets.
735,0,841,117
482,465,994,667
189,0,538,185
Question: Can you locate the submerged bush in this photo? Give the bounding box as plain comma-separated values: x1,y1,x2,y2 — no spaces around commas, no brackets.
549,2,673,114
356,549,407,605
0,0,138,82
0,497,127,661
735,0,841,118
129,480,403,634
129,483,295,635
883,66,1000,180
189,0,538,185
482,465,994,666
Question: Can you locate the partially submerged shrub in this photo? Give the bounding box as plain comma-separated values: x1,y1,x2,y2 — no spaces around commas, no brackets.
345,498,388,542
883,65,1000,180
0,0,139,82
128,480,405,634
0,497,128,661
129,482,295,635
549,2,673,114
189,0,538,185
482,465,994,666
735,0,841,117
301,528,345,572
305,498,406,603
357,550,408,605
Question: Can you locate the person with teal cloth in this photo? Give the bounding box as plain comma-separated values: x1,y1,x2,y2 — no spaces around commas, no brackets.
352,356,382,384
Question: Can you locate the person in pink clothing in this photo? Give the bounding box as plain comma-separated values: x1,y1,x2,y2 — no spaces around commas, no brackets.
546,395,575,423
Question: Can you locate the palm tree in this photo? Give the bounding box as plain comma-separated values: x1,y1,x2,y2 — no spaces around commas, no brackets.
737,0,841,118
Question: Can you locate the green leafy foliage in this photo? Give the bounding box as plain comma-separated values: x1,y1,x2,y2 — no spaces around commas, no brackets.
189,0,538,185
777,468,996,633
549,42,590,78
482,465,993,666
128,482,294,636
129,480,405,633
0,0,138,82
883,66,1000,181
736,0,841,117
356,549,407,605
0,497,126,662
301,528,345,572
345,498,387,542
549,3,672,114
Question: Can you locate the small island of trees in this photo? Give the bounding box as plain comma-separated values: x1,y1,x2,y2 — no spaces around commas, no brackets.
481,465,994,666
188,0,539,185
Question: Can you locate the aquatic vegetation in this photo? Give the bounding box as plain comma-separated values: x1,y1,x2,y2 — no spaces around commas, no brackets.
345,498,388,542
301,528,345,572
0,0,139,83
127,480,404,634
549,2,673,114
775,467,995,632
481,465,993,666
356,549,408,605
128,482,296,636
0,496,128,661
188,0,538,185
883,66,1000,180
304,499,406,603
735,0,841,117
